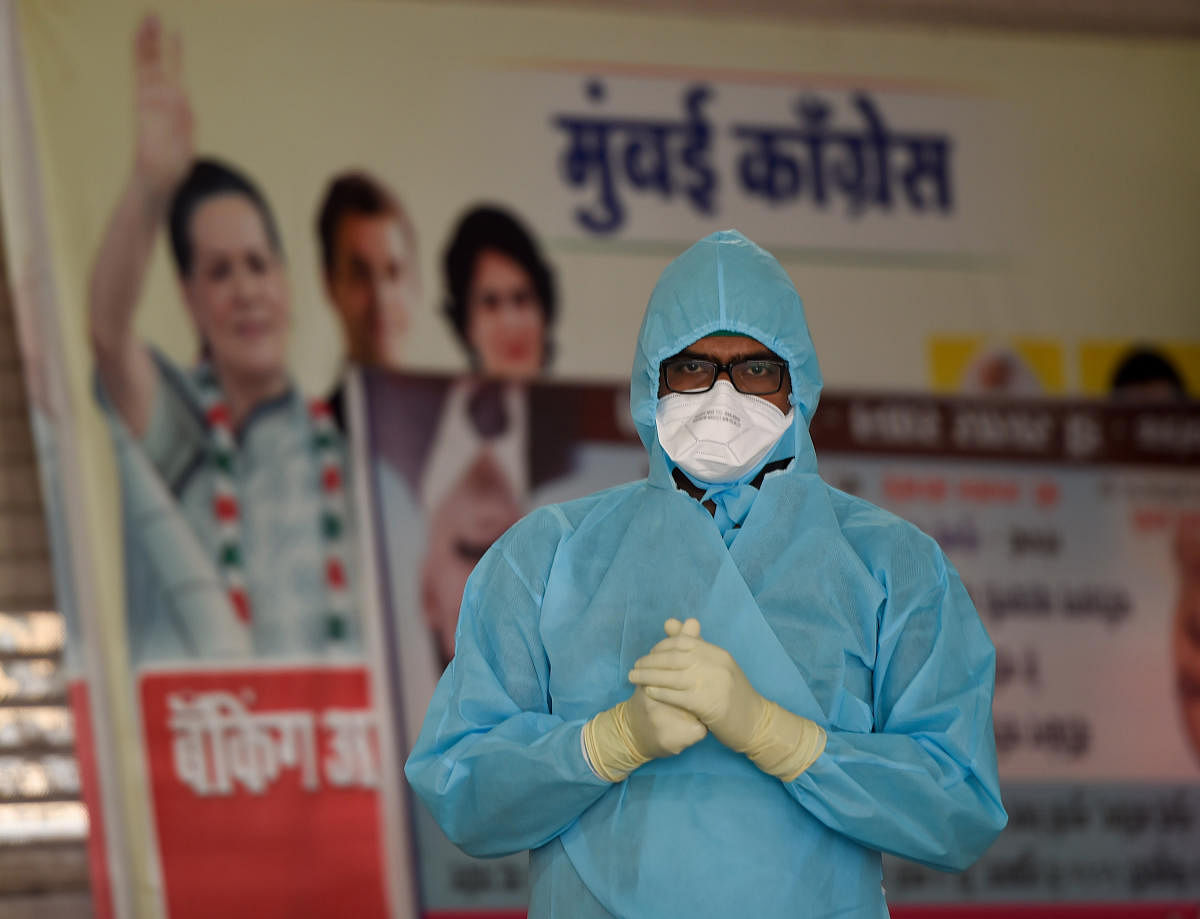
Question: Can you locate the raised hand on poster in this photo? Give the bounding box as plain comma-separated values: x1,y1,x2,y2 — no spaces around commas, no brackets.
133,13,193,202
87,13,193,438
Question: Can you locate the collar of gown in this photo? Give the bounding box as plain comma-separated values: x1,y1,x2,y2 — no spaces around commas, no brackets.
672,459,792,546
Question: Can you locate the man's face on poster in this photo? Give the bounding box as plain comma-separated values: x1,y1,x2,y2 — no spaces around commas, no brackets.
182,193,291,381
326,213,419,369
421,452,522,668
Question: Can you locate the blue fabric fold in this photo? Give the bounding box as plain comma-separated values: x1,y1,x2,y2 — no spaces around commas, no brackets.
702,481,758,544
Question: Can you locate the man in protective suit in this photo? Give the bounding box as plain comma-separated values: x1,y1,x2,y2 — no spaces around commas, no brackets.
406,230,1007,918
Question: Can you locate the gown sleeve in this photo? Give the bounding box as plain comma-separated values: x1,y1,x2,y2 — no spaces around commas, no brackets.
785,533,1008,871
404,509,611,858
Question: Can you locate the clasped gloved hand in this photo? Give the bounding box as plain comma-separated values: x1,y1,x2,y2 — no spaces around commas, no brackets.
628,618,827,782
583,618,708,782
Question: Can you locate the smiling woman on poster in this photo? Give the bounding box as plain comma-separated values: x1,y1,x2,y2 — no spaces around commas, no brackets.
403,204,564,673
88,15,358,662
442,204,556,380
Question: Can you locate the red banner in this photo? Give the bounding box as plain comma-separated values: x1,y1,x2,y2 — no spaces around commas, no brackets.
69,681,114,919
139,667,388,919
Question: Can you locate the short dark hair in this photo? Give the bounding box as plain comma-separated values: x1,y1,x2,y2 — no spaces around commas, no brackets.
442,205,557,363
316,170,414,275
1110,346,1186,398
167,158,283,277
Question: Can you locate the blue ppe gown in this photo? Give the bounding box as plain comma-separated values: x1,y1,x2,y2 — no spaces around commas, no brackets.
405,230,1007,918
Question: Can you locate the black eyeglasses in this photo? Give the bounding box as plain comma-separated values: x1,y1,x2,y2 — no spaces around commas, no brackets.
661,356,788,395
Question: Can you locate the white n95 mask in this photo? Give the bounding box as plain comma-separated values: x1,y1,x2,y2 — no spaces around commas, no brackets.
655,379,794,484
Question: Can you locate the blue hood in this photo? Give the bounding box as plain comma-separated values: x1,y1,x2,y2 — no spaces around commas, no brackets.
630,230,823,483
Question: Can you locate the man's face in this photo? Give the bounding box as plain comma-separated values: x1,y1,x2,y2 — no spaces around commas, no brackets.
325,213,419,368
658,333,792,413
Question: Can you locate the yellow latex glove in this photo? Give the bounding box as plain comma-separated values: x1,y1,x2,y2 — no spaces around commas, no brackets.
582,618,707,782
628,618,826,782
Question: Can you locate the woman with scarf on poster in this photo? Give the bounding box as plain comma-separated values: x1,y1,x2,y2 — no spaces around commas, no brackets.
88,15,358,662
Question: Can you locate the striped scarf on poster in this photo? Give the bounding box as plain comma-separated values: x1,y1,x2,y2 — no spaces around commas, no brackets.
196,367,351,641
